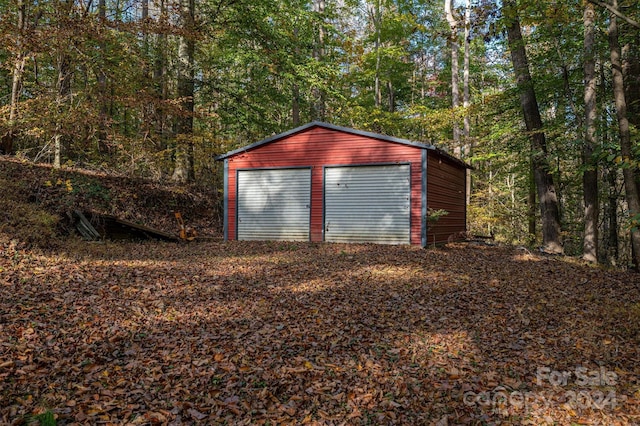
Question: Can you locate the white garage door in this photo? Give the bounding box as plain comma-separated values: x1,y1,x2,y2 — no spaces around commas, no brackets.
237,168,311,241
324,164,410,244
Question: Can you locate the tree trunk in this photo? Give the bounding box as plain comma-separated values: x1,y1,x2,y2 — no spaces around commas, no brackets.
622,44,640,127
2,0,27,155
54,53,72,168
171,0,196,183
608,4,640,269
445,0,460,153
504,1,563,253
53,0,75,168
312,0,326,120
373,0,382,109
292,83,300,126
621,23,640,210
462,0,471,207
462,0,471,144
583,2,599,263
4,56,26,156
292,27,300,126
96,0,109,153
528,159,536,243
598,58,619,265
607,167,620,264
154,0,168,152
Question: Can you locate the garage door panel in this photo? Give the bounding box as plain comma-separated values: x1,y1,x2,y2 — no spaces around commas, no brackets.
324,165,410,244
237,169,311,241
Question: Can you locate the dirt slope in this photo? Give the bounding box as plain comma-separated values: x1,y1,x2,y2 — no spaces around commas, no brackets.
0,157,221,247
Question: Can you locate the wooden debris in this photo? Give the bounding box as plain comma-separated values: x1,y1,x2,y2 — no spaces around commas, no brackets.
74,211,179,241
74,210,102,240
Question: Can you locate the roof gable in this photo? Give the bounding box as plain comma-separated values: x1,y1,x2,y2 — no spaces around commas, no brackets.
215,121,471,169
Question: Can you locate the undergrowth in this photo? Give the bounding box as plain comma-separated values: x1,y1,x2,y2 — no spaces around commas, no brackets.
1,157,221,248
0,176,60,248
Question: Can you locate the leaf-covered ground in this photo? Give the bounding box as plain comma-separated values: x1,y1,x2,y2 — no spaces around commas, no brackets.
1,240,639,425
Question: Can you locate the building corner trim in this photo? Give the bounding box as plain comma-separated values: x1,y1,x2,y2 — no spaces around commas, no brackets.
421,150,428,247
223,159,229,241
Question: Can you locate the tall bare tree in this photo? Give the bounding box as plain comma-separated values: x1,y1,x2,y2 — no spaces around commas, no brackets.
154,0,168,153
445,0,460,153
312,0,326,120
292,28,301,126
96,0,109,153
172,0,196,183
53,0,74,168
2,0,29,155
608,0,640,268
462,0,471,144
462,0,472,206
372,0,382,109
583,2,599,263
504,0,563,253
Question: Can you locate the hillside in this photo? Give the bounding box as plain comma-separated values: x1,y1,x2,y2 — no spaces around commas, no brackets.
0,157,222,247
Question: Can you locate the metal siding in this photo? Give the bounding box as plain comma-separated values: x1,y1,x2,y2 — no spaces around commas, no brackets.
324,165,410,244
226,127,425,244
421,150,427,247
216,122,437,160
237,168,311,241
427,156,467,244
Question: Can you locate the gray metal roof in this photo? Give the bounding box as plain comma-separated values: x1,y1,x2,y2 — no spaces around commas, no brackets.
214,121,472,169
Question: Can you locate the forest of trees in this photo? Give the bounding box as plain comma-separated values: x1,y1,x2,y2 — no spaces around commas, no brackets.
1,0,640,267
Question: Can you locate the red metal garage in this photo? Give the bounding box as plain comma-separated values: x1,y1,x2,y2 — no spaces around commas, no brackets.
215,122,470,246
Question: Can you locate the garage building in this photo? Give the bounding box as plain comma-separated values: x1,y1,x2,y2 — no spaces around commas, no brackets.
215,122,470,246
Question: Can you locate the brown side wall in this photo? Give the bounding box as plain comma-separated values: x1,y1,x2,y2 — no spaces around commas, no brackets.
427,154,467,244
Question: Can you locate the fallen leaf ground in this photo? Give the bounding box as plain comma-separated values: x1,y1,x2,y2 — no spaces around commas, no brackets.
1,240,639,425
